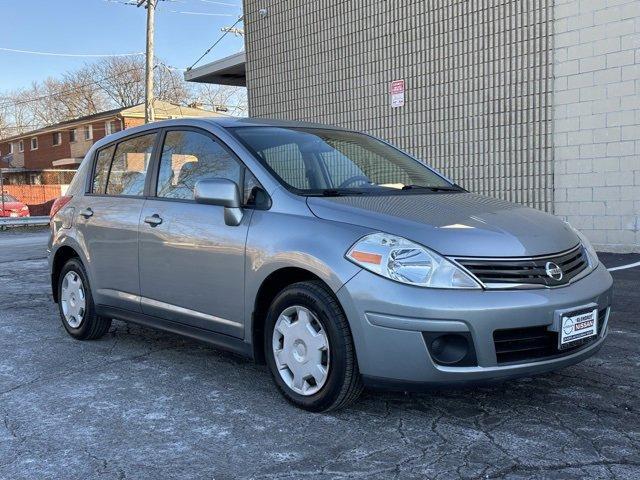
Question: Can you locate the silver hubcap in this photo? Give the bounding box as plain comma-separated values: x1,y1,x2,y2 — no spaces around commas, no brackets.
61,271,86,328
272,305,330,396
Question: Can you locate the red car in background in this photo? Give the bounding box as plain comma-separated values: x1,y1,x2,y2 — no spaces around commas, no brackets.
0,193,30,217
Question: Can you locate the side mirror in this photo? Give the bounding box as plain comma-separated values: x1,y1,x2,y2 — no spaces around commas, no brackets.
194,178,243,226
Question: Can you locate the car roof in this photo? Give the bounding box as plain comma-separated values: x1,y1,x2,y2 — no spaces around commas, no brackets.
89,116,353,152
201,117,348,130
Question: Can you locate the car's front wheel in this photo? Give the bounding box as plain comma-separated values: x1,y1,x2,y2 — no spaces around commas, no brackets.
264,280,363,411
57,258,111,340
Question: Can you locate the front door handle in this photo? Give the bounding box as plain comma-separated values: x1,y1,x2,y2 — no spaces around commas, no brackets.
144,214,163,227
79,208,93,218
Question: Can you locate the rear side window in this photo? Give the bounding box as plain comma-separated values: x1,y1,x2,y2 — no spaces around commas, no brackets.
92,145,115,194
156,130,241,200
105,133,156,196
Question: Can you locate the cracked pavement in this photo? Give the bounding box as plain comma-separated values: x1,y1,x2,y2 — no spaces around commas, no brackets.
0,229,639,479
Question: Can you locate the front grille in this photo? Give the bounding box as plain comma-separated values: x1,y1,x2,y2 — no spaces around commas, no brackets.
493,308,607,364
455,245,588,288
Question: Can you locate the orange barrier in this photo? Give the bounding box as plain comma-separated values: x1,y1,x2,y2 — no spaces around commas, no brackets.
2,184,65,216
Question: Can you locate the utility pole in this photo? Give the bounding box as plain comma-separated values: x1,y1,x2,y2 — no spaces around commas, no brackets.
138,0,156,123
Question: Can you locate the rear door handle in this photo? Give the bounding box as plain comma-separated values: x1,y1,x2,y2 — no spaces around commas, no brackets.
79,208,93,218
144,214,163,227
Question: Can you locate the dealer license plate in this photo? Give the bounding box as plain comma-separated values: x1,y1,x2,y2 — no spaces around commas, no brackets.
559,308,598,348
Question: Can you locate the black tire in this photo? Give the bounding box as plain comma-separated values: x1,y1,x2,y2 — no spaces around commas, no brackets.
57,258,111,340
264,280,363,412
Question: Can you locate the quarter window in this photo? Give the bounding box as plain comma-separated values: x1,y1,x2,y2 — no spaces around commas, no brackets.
156,130,241,200
92,145,115,194
105,133,156,196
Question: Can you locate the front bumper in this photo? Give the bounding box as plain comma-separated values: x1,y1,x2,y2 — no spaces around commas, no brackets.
336,262,613,388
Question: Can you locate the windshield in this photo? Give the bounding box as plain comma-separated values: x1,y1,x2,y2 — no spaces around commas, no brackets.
1,194,18,202
231,127,458,195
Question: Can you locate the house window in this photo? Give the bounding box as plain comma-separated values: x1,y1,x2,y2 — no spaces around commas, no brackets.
53,132,62,146
18,140,24,152
69,129,77,143
84,125,93,141
31,137,38,150
105,120,115,136
8,143,13,154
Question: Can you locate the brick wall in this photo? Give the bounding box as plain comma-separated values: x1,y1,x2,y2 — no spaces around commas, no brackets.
553,0,640,252
244,0,555,211
22,132,72,170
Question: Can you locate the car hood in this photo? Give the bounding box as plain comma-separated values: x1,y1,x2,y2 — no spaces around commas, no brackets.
306,192,579,257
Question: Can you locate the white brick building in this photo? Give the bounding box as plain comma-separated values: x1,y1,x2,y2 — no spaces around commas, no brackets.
553,0,640,252
187,0,640,252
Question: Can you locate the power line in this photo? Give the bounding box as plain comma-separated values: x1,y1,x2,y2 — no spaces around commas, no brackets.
0,47,144,58
168,10,233,16
0,65,147,109
186,15,243,71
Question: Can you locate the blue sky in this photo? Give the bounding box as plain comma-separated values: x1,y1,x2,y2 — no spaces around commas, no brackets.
0,0,244,91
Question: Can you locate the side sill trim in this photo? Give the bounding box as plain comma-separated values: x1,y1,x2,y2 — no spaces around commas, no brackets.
96,304,254,359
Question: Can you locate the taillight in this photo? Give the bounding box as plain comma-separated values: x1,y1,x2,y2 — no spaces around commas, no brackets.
50,196,73,217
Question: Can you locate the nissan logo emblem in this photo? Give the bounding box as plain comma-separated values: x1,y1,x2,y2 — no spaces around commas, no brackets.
545,261,563,281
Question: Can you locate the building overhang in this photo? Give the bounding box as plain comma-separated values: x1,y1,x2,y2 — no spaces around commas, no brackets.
52,158,83,167
184,51,246,87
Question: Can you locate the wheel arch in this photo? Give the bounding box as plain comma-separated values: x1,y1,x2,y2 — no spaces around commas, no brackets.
51,245,83,303
250,267,336,363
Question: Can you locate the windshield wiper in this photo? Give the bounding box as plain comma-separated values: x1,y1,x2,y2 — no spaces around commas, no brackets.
401,185,462,192
320,189,365,197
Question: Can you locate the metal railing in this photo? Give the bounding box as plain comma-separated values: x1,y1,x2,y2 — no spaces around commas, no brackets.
0,216,50,227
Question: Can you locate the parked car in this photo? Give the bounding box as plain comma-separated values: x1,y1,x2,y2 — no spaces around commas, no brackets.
48,118,613,411
0,193,30,217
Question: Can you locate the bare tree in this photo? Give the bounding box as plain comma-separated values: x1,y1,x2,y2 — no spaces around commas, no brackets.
191,84,247,116
0,55,245,138
90,56,146,107
60,68,108,117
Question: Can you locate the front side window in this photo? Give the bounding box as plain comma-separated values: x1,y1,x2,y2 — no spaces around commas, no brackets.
104,133,156,196
232,127,456,195
156,130,241,201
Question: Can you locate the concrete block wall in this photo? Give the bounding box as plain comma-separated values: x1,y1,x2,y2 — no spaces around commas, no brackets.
553,0,640,252
245,0,555,211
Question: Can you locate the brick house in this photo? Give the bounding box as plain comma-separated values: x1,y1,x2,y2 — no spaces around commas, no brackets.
0,100,220,181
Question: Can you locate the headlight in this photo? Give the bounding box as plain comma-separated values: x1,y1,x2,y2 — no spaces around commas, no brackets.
567,223,599,268
346,233,481,289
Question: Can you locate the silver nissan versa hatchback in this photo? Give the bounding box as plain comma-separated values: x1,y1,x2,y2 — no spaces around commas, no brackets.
48,118,613,411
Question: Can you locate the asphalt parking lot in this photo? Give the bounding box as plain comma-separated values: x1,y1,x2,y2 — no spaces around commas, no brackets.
1,228,639,480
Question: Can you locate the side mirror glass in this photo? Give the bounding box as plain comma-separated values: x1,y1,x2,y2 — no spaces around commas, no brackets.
194,178,243,226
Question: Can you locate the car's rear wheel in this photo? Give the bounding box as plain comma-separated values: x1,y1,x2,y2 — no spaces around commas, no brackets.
264,280,363,411
58,258,111,340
